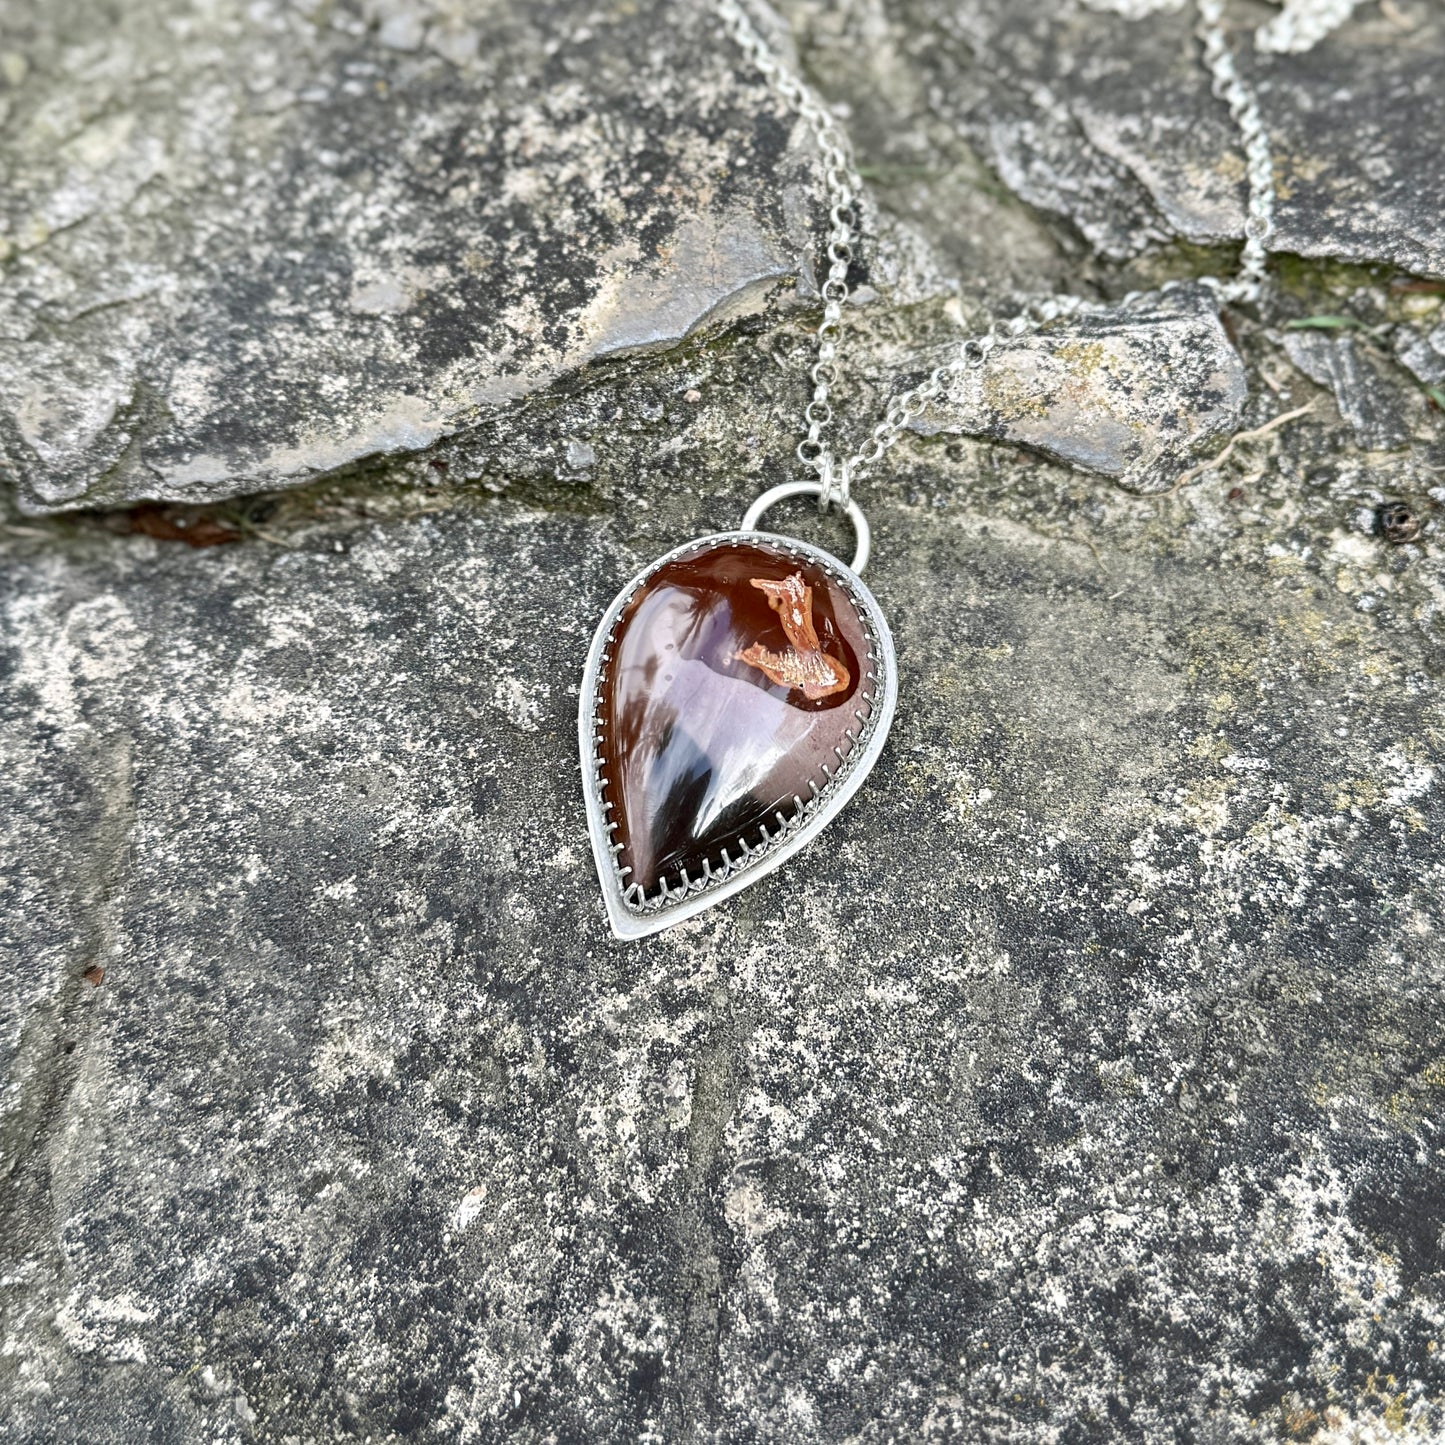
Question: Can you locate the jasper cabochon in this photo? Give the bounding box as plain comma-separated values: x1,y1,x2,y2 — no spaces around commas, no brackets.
596,540,877,903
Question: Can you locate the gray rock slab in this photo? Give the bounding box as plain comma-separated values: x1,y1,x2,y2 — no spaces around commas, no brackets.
903,0,1445,274
3,2,1445,1438
1396,320,1445,388
910,284,1247,492
0,0,823,514
2,421,1443,1439
7,0,1445,523
1284,328,1413,451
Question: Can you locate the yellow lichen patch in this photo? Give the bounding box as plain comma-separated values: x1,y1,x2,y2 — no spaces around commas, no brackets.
1384,1057,1445,1130
1188,731,1232,763
1186,624,1261,688
1274,153,1329,205
1052,339,1111,386
892,755,944,803
1383,1392,1407,1432
1277,1394,1320,1441
982,366,1049,421
1276,606,1330,648
1213,150,1247,185
1177,777,1234,836
1096,1058,1142,1096
1334,777,1384,812
1271,608,1363,683
1055,344,1145,423
1391,735,1434,766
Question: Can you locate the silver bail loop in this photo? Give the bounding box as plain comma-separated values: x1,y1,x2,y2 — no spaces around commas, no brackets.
740,481,872,576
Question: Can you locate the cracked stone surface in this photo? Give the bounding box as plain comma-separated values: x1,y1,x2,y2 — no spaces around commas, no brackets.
1284,329,1413,453
3,1,1445,1442
902,0,1445,275
0,0,828,513
12,0,1445,515
913,284,1248,493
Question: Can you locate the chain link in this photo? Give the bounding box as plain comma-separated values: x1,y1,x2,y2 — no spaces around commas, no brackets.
717,0,1341,511
1196,0,1275,304
1256,0,1361,53
715,0,863,506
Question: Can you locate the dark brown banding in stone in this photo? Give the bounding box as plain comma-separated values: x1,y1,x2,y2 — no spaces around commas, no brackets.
597,541,871,901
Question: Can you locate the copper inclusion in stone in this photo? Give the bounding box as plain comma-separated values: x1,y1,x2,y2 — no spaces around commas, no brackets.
597,540,872,901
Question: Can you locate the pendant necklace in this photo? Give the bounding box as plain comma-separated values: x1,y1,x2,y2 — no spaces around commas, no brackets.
581,0,1297,940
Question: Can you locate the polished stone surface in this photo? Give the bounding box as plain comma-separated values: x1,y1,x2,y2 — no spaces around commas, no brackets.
597,541,871,899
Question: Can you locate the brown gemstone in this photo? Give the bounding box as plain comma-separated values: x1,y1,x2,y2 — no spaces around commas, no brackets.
597,541,873,901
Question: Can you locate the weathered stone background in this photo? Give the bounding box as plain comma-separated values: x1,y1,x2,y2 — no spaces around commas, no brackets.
2,0,1443,1441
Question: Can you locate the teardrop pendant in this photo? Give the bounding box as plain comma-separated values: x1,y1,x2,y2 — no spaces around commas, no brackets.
579,506,896,939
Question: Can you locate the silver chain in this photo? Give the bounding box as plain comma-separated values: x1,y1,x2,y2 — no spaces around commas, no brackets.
716,0,1312,512
1196,0,1275,304
715,0,867,507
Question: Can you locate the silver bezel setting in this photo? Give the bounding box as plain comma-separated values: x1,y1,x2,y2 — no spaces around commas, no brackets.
579,530,898,941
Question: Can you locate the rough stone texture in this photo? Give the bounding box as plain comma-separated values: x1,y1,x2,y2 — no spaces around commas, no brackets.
1396,320,1445,388
1283,329,1413,453
3,400,1445,1442
3,1,1445,1442
915,284,1248,492
0,0,828,513
901,0,1445,275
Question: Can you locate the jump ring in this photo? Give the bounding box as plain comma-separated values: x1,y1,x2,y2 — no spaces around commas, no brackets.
740,481,871,575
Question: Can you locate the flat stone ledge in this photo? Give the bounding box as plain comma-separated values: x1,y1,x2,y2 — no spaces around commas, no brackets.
0,0,823,514
909,285,1248,493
